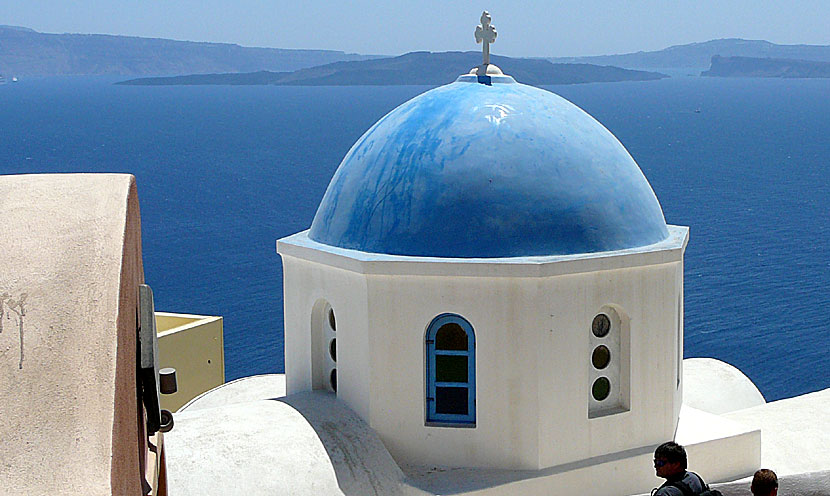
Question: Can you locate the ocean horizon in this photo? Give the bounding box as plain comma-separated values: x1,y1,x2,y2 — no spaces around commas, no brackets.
1,75,828,402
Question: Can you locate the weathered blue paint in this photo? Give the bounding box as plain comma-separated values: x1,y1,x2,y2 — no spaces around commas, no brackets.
309,76,669,258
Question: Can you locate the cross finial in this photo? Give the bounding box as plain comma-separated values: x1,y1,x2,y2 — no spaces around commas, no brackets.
475,11,497,66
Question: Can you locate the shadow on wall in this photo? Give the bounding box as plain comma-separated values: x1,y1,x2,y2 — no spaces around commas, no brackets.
275,391,408,496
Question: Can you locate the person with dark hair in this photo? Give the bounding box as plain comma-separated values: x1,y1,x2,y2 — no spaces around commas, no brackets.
651,442,707,496
751,469,778,496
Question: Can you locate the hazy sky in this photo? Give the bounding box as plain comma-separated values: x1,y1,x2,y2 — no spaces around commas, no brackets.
4,1,829,57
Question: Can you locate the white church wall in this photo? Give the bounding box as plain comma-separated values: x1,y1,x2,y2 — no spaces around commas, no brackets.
281,256,372,421
359,258,683,471
674,259,684,424
278,228,689,471
537,262,683,468
365,273,543,469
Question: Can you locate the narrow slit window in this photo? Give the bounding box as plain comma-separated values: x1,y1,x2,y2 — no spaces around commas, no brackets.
426,314,475,425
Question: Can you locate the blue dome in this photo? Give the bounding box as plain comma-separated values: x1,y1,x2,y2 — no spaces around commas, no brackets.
309,75,669,258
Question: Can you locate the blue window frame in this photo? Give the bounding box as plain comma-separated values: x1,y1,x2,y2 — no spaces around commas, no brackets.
426,314,475,425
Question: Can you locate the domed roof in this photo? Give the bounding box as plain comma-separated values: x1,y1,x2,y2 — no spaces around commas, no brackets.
309,75,669,258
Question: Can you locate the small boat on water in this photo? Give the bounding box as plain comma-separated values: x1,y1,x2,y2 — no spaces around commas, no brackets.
0,75,6,84
11,77,18,83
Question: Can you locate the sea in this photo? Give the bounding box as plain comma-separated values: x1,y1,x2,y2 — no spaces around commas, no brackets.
1,75,828,402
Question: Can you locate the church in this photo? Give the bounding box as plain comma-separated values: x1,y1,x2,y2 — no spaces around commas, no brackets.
279,15,694,472
169,13,766,495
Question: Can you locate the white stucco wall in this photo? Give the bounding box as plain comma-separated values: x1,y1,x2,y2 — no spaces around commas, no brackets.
361,262,683,469
166,388,421,496
163,375,763,496
278,227,688,471
682,357,765,415
366,273,542,469
537,262,684,468
282,256,372,420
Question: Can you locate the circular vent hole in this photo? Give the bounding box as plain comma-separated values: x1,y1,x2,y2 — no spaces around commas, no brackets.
330,369,337,393
592,345,610,369
328,308,336,331
592,314,610,338
592,377,611,401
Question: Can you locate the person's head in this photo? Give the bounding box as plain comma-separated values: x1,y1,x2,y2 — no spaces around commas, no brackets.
751,469,778,496
653,442,687,479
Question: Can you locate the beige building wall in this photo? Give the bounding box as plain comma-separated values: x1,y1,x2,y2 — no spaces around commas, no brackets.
0,174,148,495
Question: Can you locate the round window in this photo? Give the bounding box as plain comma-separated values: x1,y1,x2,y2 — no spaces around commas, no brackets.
592,377,611,401
330,369,337,392
329,338,337,362
592,345,610,369
328,308,336,331
592,314,610,338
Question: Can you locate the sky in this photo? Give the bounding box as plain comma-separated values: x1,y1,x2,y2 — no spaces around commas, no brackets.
4,1,830,57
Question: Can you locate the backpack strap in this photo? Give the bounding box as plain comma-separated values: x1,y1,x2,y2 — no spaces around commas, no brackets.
671,473,709,496
670,479,696,496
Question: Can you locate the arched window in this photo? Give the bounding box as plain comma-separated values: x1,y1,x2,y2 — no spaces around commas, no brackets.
588,306,630,418
310,300,337,393
425,314,475,426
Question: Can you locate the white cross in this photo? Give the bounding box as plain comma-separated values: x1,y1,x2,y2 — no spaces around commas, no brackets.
475,11,497,66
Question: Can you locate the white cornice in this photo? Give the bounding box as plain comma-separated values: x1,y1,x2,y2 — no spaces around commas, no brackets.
277,226,689,278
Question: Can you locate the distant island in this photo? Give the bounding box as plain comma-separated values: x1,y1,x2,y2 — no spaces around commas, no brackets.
0,25,378,76
116,51,668,86
5,24,830,81
551,39,830,71
702,55,830,78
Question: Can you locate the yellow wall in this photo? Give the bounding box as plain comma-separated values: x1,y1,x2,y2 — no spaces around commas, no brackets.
156,312,225,412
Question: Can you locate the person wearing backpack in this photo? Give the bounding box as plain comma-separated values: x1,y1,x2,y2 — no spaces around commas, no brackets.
651,442,723,496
